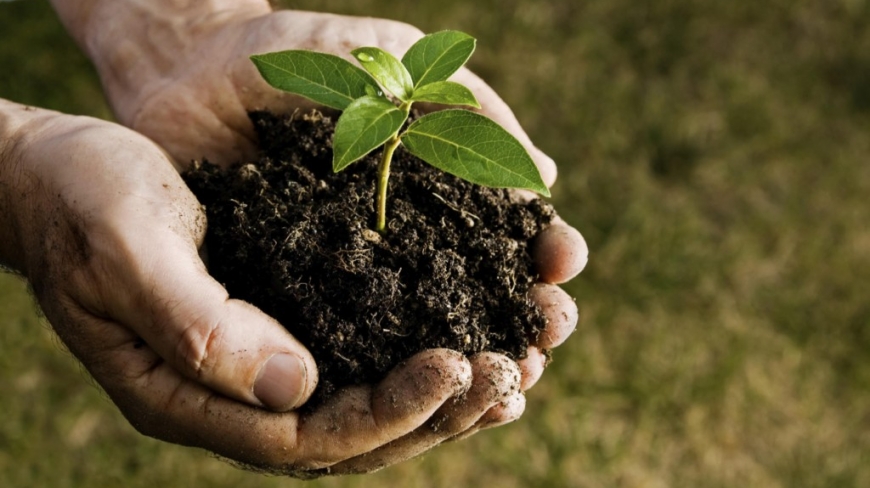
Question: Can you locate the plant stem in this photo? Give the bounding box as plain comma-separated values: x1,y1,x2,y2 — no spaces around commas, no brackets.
376,135,402,233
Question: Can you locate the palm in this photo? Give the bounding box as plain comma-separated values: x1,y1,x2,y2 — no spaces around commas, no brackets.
126,12,416,167
125,10,555,183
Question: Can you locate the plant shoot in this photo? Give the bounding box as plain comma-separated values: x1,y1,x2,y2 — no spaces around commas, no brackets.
251,31,550,233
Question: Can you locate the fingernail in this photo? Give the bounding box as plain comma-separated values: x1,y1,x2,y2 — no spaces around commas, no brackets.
254,353,307,411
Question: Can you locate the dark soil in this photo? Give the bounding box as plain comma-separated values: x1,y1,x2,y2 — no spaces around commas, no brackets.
183,110,555,406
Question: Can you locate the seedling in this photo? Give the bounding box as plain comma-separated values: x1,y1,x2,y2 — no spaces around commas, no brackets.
251,30,550,233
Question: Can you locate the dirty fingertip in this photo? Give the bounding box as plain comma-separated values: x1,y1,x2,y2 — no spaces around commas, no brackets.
472,352,523,395
517,347,547,391
376,349,473,415
480,392,526,428
533,224,589,283
529,284,578,349
422,349,473,394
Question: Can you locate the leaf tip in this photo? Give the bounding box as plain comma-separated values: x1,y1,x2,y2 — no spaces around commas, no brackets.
331,154,348,173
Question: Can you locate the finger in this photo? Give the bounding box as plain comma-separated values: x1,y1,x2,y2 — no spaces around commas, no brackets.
430,353,522,433
532,223,589,283
529,283,579,349
323,353,521,475
449,392,527,443
293,349,472,470
77,221,318,412
44,300,306,471
517,346,548,391
451,68,557,187
126,345,470,474
478,391,527,428
56,305,472,476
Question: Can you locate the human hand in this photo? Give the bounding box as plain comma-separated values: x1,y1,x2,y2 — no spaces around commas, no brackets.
56,2,559,178
0,102,560,475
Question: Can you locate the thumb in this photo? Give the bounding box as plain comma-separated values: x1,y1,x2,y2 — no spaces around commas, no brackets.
90,226,318,412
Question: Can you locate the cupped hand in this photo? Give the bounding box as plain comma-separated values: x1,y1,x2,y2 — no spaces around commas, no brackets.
103,8,558,182
1,105,573,476
64,5,589,474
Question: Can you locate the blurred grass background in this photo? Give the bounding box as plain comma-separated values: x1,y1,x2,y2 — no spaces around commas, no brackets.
2,0,870,486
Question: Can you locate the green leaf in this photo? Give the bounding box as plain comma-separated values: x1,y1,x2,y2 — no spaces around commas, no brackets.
409,81,480,108
401,31,476,88
351,47,414,101
333,96,407,171
401,110,551,196
251,51,378,110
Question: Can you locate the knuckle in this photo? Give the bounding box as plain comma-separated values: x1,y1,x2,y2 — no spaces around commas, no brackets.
175,312,225,378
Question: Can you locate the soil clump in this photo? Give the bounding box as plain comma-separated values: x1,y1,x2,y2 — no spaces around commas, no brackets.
183,110,555,406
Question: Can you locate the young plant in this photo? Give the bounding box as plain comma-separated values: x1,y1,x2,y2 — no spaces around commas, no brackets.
251,30,550,233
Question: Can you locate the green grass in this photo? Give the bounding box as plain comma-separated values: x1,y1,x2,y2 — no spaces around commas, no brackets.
2,0,870,486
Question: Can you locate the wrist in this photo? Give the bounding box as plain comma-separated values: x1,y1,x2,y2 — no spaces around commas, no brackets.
49,0,272,124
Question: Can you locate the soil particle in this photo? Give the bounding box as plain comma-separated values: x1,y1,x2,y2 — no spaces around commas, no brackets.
183,110,555,406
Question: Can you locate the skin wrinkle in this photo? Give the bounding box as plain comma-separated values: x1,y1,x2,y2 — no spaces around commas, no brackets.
66,263,114,319
106,42,175,125
156,368,193,417
223,81,260,151
177,312,226,380
72,1,270,126
51,294,111,364
107,338,168,420
125,265,172,342
223,15,327,152
130,80,256,167
137,351,166,383
208,50,263,155
154,287,223,377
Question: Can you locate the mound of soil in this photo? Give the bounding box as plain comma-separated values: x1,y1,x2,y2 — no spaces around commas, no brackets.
183,110,555,405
